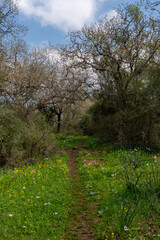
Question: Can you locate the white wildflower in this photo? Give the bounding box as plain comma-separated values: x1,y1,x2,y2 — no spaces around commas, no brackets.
44,202,51,205
124,226,128,231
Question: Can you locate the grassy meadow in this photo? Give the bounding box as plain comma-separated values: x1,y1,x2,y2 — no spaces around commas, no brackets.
0,135,160,239
76,140,160,239
0,153,72,239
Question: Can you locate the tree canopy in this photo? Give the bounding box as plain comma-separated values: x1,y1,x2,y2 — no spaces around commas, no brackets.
67,2,160,109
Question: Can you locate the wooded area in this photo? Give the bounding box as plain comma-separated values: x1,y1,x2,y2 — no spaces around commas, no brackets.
0,0,160,166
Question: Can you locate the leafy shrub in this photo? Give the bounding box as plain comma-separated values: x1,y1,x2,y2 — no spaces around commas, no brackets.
150,123,160,149
79,114,93,135
0,108,23,164
79,99,160,149
0,107,55,167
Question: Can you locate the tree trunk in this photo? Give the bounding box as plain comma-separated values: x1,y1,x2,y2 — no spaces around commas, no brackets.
57,113,61,133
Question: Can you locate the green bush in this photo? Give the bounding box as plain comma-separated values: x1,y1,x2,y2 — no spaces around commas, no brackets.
150,123,160,149
79,114,93,135
79,99,160,149
0,107,55,167
0,108,23,164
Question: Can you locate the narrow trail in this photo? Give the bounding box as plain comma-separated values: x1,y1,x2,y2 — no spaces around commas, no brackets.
65,147,98,240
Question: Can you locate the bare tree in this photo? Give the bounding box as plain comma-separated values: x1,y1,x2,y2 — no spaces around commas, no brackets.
1,40,31,110
143,0,160,13
0,0,27,98
1,44,92,132
0,0,27,48
67,2,160,109
35,46,92,132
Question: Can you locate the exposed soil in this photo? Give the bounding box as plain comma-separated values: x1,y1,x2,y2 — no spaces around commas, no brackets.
68,149,78,176
65,147,99,240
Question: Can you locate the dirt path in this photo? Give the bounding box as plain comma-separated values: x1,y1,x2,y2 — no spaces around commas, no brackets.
65,148,98,240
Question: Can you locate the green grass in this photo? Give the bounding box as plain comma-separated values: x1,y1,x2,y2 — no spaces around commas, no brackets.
56,134,103,150
0,135,160,239
76,143,160,239
56,135,83,149
0,153,72,239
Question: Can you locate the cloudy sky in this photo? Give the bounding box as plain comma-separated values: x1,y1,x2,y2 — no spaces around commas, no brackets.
16,0,137,47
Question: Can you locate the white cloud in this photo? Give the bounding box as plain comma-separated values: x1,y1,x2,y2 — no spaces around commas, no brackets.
106,9,117,19
16,0,107,31
99,9,118,21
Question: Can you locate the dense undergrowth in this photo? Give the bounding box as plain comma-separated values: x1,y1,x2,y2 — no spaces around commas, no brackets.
0,108,56,168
